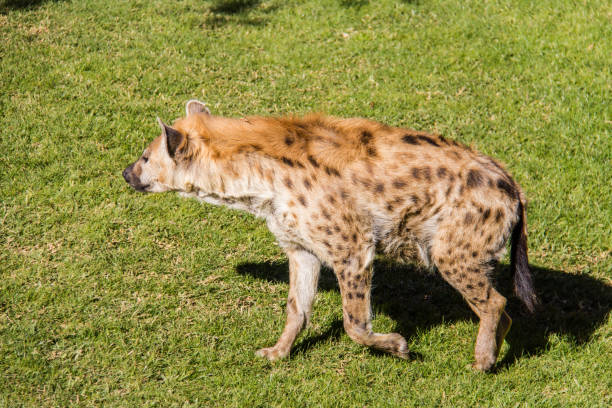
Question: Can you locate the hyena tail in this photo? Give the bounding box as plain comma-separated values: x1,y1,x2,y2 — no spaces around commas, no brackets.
510,198,538,312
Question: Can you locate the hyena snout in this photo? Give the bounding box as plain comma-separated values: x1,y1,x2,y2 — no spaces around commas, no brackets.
122,163,149,192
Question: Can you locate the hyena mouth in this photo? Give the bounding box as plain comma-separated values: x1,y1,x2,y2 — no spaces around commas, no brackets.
132,183,150,192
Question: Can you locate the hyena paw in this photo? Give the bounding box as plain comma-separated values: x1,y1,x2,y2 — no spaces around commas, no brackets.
255,346,289,361
469,359,496,372
384,333,410,359
471,349,497,371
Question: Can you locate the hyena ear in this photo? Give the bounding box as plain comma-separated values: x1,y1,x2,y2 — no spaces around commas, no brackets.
157,117,185,157
185,100,211,116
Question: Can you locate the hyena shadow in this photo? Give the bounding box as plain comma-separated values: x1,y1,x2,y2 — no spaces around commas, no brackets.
236,260,612,367
205,0,281,28
0,0,64,11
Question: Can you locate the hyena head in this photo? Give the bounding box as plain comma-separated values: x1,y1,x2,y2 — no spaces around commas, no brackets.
122,100,210,193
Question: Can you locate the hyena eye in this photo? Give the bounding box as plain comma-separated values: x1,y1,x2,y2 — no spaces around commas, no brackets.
142,156,149,163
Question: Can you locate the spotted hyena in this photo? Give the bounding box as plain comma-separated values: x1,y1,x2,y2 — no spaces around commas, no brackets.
123,100,537,371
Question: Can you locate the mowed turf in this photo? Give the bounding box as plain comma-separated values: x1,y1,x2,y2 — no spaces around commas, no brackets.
0,0,611,406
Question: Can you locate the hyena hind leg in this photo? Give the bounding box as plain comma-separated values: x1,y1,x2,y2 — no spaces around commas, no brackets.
434,256,510,371
256,247,321,361
464,290,512,370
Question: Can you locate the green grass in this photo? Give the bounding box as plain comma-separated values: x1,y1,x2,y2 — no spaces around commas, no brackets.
1,0,611,406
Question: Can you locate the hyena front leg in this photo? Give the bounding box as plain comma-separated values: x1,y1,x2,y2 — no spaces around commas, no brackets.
256,247,321,361
334,249,409,359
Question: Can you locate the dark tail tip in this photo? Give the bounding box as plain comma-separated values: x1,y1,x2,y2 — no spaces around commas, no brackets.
511,200,538,313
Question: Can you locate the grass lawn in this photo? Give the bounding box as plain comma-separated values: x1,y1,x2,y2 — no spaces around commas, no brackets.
1,0,611,406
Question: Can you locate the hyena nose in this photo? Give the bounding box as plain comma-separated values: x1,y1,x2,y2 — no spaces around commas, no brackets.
122,167,130,183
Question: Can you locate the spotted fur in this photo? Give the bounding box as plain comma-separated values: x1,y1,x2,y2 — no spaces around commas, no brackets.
123,100,537,371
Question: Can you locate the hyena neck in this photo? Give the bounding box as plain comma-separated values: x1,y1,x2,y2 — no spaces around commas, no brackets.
178,154,275,219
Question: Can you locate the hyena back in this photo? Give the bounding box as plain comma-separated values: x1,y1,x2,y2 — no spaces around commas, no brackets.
123,100,537,371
